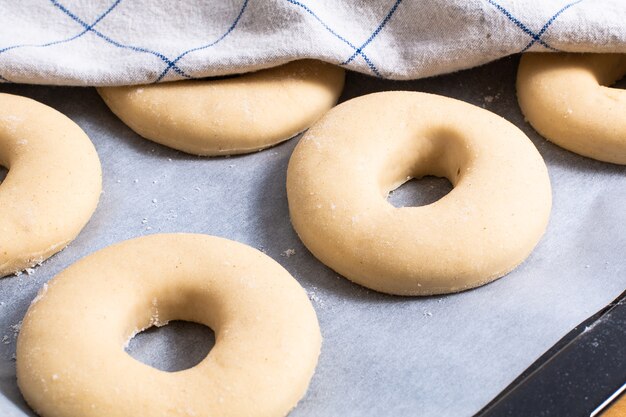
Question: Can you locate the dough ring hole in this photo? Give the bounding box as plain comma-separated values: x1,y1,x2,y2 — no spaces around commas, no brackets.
0,165,7,185
387,176,453,208
382,126,467,209
125,320,215,372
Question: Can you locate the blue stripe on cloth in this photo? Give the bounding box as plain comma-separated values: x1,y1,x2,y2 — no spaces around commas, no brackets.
485,0,559,51
285,0,382,77
49,0,191,78
154,0,249,83
0,0,121,56
0,0,121,81
521,0,584,52
341,0,403,67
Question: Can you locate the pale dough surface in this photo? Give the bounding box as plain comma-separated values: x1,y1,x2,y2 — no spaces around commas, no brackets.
287,91,552,296
17,234,321,417
0,93,101,277
517,53,626,164
97,60,345,156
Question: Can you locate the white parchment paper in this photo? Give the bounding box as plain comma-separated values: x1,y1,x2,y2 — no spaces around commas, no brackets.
0,55,625,417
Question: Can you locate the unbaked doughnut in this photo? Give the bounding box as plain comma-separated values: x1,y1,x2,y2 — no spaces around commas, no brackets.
287,91,552,296
517,53,626,164
0,93,101,277
17,234,321,417
97,60,345,155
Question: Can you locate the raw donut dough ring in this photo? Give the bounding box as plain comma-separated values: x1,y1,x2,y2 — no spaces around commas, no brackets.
17,234,321,417
0,93,101,277
517,53,626,164
97,60,345,156
287,91,552,296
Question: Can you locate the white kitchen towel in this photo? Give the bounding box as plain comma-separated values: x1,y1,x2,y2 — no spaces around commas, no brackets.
0,0,625,86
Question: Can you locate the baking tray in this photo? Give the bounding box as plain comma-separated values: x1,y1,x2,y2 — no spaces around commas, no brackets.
1,55,625,417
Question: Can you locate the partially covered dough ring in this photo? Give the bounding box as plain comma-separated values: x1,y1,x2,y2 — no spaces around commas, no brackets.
97,60,345,155
287,91,552,296
517,53,626,164
0,93,101,277
17,234,321,417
